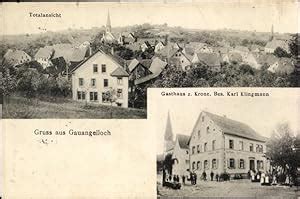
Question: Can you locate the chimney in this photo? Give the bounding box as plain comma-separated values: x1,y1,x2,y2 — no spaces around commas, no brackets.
111,47,114,55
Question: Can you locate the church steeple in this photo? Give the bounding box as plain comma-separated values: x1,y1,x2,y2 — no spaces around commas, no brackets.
270,24,274,41
164,111,173,141
106,10,112,33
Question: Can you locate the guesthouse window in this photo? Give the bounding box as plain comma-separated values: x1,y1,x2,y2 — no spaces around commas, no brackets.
204,160,209,170
79,78,84,86
239,159,245,169
212,159,217,169
197,161,201,170
197,145,200,153
239,141,244,150
192,146,195,154
93,64,98,73
204,143,207,152
229,158,235,169
212,140,216,151
229,140,234,149
250,143,254,152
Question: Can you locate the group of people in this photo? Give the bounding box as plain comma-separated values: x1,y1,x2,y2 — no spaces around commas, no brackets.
248,170,272,185
201,171,220,181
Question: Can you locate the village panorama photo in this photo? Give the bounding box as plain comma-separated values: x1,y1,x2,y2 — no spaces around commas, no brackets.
0,2,299,118
152,89,300,198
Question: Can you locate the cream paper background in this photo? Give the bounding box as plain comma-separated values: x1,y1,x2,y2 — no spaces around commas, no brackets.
3,120,156,198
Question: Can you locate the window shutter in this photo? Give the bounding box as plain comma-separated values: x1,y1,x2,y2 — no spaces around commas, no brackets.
227,159,230,168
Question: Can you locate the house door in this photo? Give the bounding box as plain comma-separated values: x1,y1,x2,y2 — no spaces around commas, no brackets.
249,160,255,171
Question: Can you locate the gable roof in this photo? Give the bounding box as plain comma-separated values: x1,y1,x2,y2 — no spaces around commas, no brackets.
134,57,167,85
195,53,222,67
176,134,190,149
4,49,32,66
256,54,279,66
35,47,54,59
204,111,267,142
234,46,250,52
265,40,289,51
70,49,125,73
110,67,129,77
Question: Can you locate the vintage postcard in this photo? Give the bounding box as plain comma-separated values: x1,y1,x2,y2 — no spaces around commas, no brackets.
0,1,300,198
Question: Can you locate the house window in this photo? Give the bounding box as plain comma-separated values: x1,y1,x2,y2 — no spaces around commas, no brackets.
197,161,201,170
239,159,245,169
79,78,84,86
197,145,200,153
93,64,98,73
212,159,217,169
192,146,195,154
89,92,98,101
207,126,210,133
91,78,96,87
229,140,234,149
204,160,209,170
117,89,123,99
77,91,85,100
192,162,196,170
239,141,244,150
229,158,235,169
204,143,207,152
198,130,200,138
103,79,108,87
117,77,123,85
212,140,216,150
101,64,106,73
186,150,189,155
202,116,204,122
250,143,254,152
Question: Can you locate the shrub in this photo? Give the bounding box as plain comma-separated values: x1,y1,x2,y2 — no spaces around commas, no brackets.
220,172,230,181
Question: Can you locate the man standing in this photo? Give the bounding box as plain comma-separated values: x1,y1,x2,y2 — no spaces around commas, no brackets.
182,175,186,185
210,171,214,181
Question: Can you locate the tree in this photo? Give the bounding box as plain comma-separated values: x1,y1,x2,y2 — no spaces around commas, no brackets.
289,34,299,58
103,88,117,118
163,153,174,176
266,123,298,184
0,67,17,104
274,47,290,58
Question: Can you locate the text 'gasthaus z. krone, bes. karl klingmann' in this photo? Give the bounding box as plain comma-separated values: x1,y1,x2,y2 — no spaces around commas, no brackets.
161,91,270,97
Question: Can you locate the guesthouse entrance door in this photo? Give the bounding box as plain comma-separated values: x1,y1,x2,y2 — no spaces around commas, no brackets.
249,159,255,171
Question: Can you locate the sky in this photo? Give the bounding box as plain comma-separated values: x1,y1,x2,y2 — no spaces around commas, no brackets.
1,0,298,35
149,89,300,154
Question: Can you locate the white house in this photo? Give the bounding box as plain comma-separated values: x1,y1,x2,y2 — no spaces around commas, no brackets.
71,50,129,108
